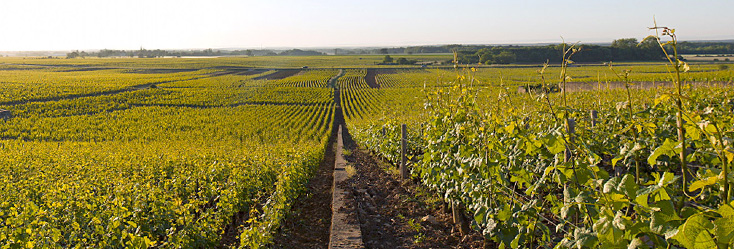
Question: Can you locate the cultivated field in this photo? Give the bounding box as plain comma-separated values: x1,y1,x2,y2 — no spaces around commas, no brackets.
0,55,733,248
0,59,336,247
682,54,734,62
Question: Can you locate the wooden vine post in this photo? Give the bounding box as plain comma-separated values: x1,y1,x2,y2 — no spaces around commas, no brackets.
400,124,408,179
565,118,576,162
590,110,598,128
564,118,578,224
452,201,471,236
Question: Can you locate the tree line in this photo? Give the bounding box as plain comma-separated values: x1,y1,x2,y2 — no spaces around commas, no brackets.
66,48,325,58
435,38,681,64
395,38,734,64
65,39,734,63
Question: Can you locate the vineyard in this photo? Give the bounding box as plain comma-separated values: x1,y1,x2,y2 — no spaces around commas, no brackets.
0,62,337,248
347,45,734,247
0,44,733,248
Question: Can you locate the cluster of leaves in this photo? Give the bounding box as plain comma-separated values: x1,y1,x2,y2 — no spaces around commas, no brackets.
351,119,423,164
349,52,734,247
0,140,288,248
414,66,734,247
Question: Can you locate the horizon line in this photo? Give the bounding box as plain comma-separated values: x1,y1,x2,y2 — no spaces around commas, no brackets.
2,38,733,53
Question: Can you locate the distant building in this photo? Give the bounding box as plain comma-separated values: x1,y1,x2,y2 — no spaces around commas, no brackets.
0,109,11,120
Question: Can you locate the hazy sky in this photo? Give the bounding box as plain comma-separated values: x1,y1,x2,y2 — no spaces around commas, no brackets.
0,0,732,51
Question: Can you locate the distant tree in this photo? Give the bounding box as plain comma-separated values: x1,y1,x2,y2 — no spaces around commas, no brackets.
383,55,393,63
611,38,638,48
245,50,253,56
396,57,416,65
278,49,325,56
456,50,479,64
637,37,663,60
494,51,516,64
476,48,493,64
379,48,389,54
66,50,80,59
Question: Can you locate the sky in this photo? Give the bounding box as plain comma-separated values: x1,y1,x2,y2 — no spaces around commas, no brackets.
0,0,732,51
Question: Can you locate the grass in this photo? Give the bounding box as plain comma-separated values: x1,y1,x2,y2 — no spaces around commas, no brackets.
406,218,426,244
345,164,357,178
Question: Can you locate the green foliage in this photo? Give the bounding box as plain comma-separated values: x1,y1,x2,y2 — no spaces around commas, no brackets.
348,38,734,248
2,33,734,248
611,38,639,49
407,218,426,243
0,61,336,248
397,57,417,65
457,48,517,64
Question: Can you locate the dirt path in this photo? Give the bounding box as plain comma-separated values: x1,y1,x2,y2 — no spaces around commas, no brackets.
330,69,346,89
364,69,380,89
273,66,485,248
339,142,485,249
252,70,301,80
271,69,346,249
328,125,364,248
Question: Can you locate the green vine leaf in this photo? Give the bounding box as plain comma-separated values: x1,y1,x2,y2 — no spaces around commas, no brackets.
688,175,718,192
647,139,678,166
715,201,734,247
671,213,716,249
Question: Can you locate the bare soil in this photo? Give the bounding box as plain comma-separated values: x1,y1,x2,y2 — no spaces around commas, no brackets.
364,69,398,89
272,69,485,248
365,69,381,89
271,84,344,249
253,70,301,80
123,68,199,74
271,132,336,249
235,69,269,76
340,139,485,249
59,67,112,72
219,210,250,248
